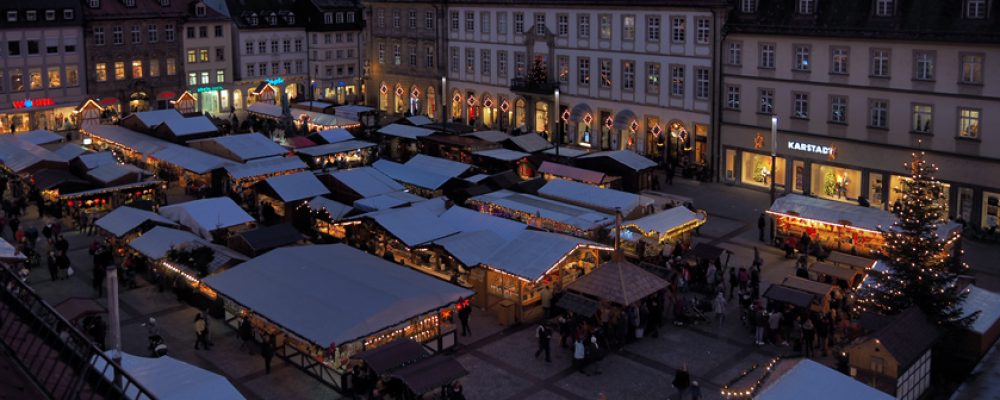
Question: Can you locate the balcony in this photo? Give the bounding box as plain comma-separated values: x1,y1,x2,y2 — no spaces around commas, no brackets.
510,78,560,96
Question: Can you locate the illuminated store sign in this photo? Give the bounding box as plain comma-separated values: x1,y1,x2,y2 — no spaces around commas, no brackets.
13,98,55,109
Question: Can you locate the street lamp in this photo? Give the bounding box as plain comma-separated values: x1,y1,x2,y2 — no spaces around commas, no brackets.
554,88,560,157
770,114,779,205
441,76,447,134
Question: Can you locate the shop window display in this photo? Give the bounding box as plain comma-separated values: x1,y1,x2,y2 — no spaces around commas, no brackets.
889,175,949,217
741,152,785,189
984,192,999,229
810,164,860,202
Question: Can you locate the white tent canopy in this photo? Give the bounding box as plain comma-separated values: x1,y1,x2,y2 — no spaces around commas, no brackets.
95,206,177,238
538,179,649,216
618,206,705,238
756,359,892,400
262,171,330,202
93,352,245,400
201,244,474,348
328,167,405,198
189,133,287,162
482,230,607,281
159,197,255,239
129,226,206,259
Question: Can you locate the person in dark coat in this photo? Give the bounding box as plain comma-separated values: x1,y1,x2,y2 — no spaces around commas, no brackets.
46,251,58,281
534,324,552,362
673,365,691,399
93,263,106,297
90,316,107,350
238,317,255,354
458,303,472,337
757,213,766,242
261,335,275,374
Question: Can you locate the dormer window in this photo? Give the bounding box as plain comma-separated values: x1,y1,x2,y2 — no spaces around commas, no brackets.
966,0,987,18
798,0,815,15
6,11,16,22
64,9,74,19
875,0,894,16
286,12,294,24
740,0,756,13
347,12,355,22
45,9,55,21
324,12,333,24
88,0,99,8
267,13,277,25
195,4,206,16
249,13,258,25
124,0,136,7
26,10,37,22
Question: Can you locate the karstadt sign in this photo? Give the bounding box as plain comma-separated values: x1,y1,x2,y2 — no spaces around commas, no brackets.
787,141,838,160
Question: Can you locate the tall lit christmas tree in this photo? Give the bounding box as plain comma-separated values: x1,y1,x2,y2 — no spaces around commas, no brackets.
860,151,975,327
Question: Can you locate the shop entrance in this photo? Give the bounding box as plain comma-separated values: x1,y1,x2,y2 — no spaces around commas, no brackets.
129,92,151,113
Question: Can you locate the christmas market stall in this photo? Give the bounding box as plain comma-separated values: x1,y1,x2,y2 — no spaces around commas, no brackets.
471,148,535,179
295,140,376,169
95,205,179,243
16,129,64,146
576,150,658,192
505,133,554,154
247,103,361,131
158,197,255,241
807,261,864,289
537,179,654,219
56,180,162,215
151,116,221,143
188,133,288,163
767,194,961,256
306,196,356,240
372,155,473,198
750,359,891,400
374,124,437,161
465,189,614,240
222,156,308,199
473,230,612,323
566,256,669,308
0,136,70,177
352,191,426,213
418,134,500,165
778,276,838,313
825,251,877,273
318,167,405,204
92,352,246,400
538,161,621,189
332,105,376,128
612,206,708,259
307,128,356,145
227,223,304,258
350,339,468,398
200,244,473,391
254,171,330,221
120,109,185,133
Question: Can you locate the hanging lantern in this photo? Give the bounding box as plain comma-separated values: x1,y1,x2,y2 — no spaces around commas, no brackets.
583,113,593,125
411,87,420,98
467,95,478,107
604,115,614,129
379,84,388,95
500,99,510,112
561,108,570,122
629,120,639,133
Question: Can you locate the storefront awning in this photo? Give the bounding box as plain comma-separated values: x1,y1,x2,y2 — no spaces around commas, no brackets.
556,292,599,318
158,92,177,100
99,98,120,106
764,285,817,309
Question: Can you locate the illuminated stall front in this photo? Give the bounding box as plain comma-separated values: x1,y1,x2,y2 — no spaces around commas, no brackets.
466,189,614,240
223,156,308,199
201,244,473,391
767,194,961,256
295,140,376,170
614,206,708,259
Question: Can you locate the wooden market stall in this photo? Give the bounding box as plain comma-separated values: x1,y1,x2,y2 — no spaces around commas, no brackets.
471,148,535,179
227,223,305,258
318,167,406,205
418,134,500,165
95,205,179,242
538,161,621,189
158,197,256,242
807,261,865,289
254,171,330,222
537,179,654,219
188,133,288,163
575,150,658,192
465,189,614,240
780,276,838,313
372,155,473,198
825,251,877,273
247,103,361,132
295,140,376,169
613,206,708,259
373,124,436,162
57,180,163,215
472,230,612,324
767,194,962,256
222,156,308,199
201,244,473,392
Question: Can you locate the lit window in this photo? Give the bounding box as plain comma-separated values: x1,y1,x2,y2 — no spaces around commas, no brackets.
959,108,980,138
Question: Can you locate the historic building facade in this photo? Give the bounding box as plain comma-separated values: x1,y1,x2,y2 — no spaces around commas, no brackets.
299,0,366,105
0,0,86,133
720,0,1000,229
365,0,447,120
83,0,187,113
181,0,234,115
441,0,727,166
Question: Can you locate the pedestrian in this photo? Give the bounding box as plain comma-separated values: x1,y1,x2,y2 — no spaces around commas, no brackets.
673,365,691,400
540,285,553,319
758,213,766,241
753,305,766,346
790,316,803,352
738,267,748,291
194,313,210,350
817,313,831,357
573,337,587,375
690,381,702,400
458,303,471,337
90,316,107,350
261,335,275,374
93,263,106,297
8,215,19,238
768,311,783,345
534,324,552,362
558,313,573,348
56,251,71,279
713,291,727,327
727,268,737,300
46,251,58,281
666,164,675,185
799,232,811,254
802,318,816,357
238,317,255,354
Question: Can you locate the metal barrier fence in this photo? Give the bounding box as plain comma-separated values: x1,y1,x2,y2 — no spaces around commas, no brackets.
0,266,157,400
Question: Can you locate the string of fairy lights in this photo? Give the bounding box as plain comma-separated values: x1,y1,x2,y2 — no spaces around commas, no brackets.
719,357,781,398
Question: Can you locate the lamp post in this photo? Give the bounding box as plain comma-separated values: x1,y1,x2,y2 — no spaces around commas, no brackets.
554,88,560,157
441,76,447,134
770,114,779,205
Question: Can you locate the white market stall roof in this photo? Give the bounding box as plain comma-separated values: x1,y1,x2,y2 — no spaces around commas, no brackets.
0,236,26,261
768,194,961,237
538,179,649,216
0,136,67,173
245,103,285,118
406,154,472,177
159,197,255,239
16,129,63,145
93,352,245,400
436,206,526,241
131,109,184,128
333,105,375,123
376,124,436,140
148,145,235,175
295,140,375,157
353,191,425,212
296,101,333,108
373,160,453,192
541,146,590,158
405,115,434,126
468,189,615,231
308,196,354,220
96,206,178,238
86,163,147,184
77,152,118,170
355,200,459,247
161,116,218,137
617,206,705,238
433,230,509,267
50,144,87,161
314,128,355,144
224,156,307,180
473,148,530,162
463,130,511,143
538,162,608,185
579,150,658,171
201,244,474,348
483,230,609,281
508,134,554,153
248,103,360,128
190,133,287,162
756,359,892,400
262,171,330,202
964,285,1000,335
328,167,405,197
129,226,206,259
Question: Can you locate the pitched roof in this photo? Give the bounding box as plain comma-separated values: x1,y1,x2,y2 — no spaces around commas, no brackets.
261,171,330,202
308,196,354,220
160,117,218,137
473,148,530,162
130,110,184,129
158,197,255,239
311,128,355,144
95,206,177,238
376,124,436,140
129,226,206,259
463,130,511,143
16,130,63,145
233,223,303,253
507,134,553,153
862,308,940,369
568,259,669,305
86,163,146,184
224,156,307,180
579,150,657,171
295,140,375,157
757,359,893,400
190,133,287,162
373,160,454,192
538,162,607,184
353,191,427,212
538,179,645,215
0,136,67,173
77,152,119,170
482,230,609,281
328,167,404,197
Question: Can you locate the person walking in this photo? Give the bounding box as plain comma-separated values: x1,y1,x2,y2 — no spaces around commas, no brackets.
768,310,783,345
534,324,552,362
92,263,106,297
672,365,691,400
46,251,58,281
802,318,816,358
261,335,275,374
194,313,210,350
573,337,587,375
458,303,472,337
727,268,737,300
238,317,255,354
758,213,767,242
712,291,727,327
690,381,702,400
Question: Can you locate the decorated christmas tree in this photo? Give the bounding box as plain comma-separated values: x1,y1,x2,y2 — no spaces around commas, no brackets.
859,151,975,327
528,58,547,84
